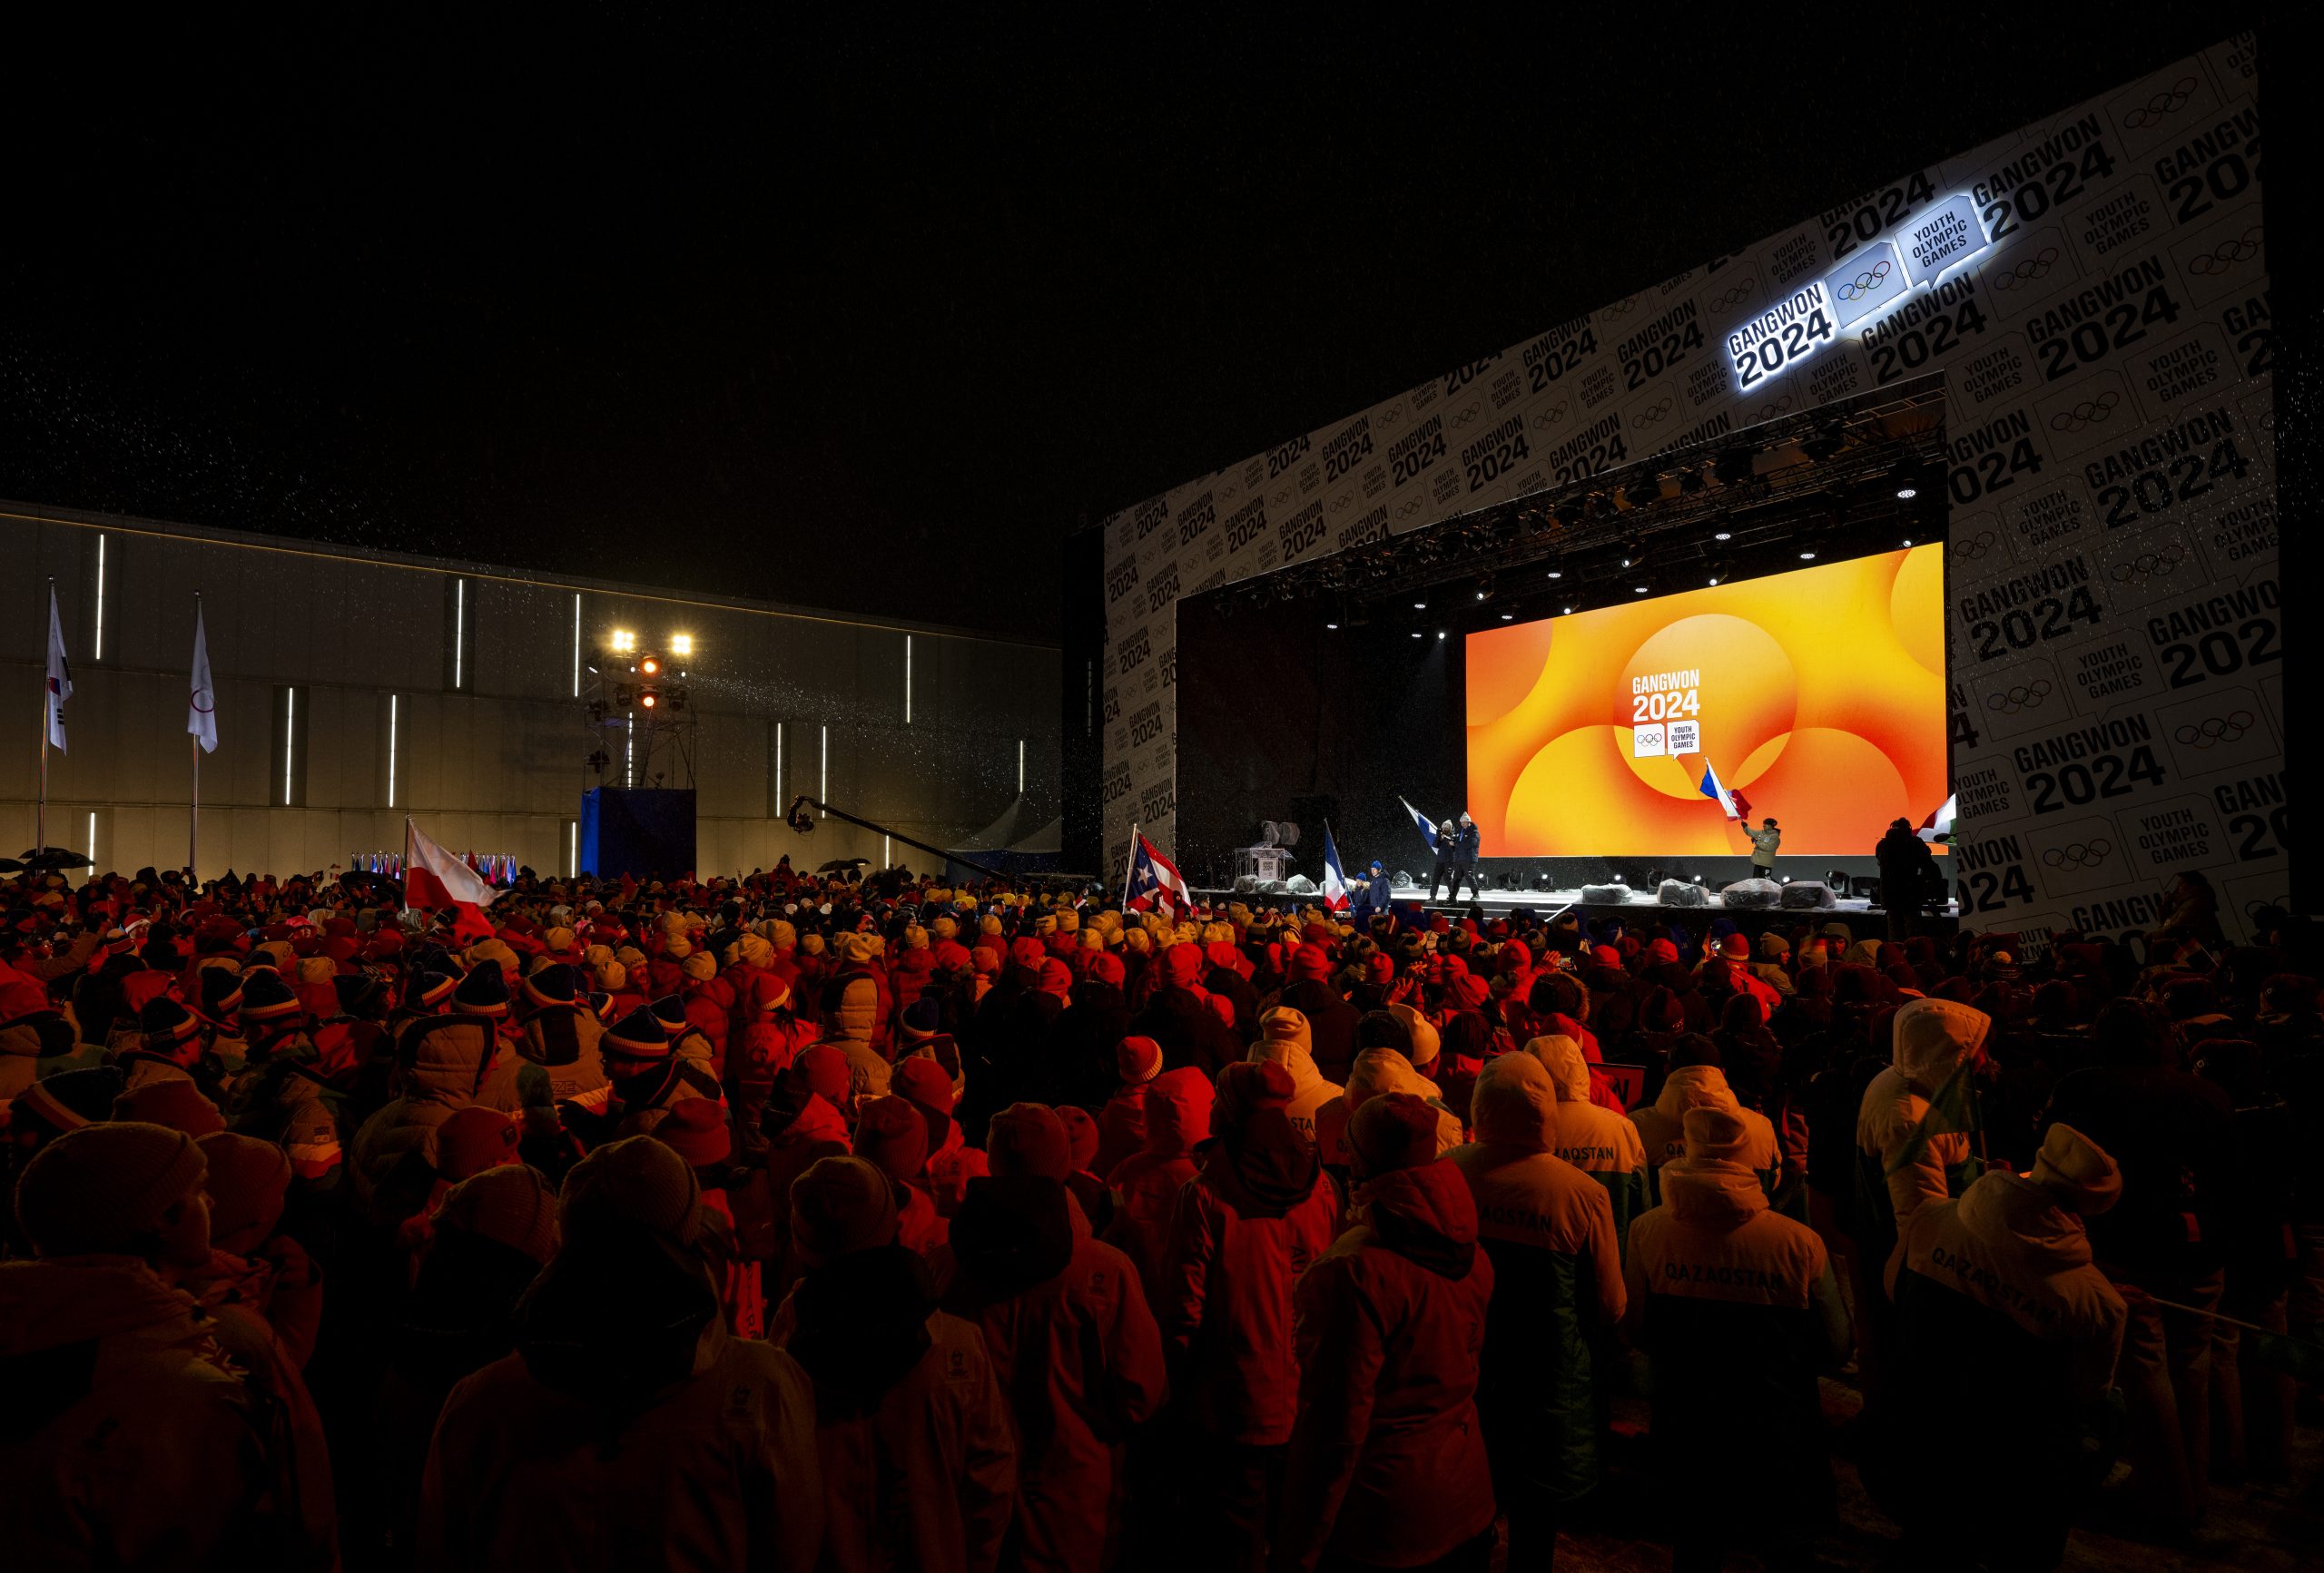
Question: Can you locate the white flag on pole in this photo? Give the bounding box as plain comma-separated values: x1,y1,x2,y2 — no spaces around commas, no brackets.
44,585,73,752
188,601,218,753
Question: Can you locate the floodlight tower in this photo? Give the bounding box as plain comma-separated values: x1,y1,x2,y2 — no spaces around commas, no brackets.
579,627,698,791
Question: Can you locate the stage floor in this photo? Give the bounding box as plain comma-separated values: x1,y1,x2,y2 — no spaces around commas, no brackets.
1196,885,1957,921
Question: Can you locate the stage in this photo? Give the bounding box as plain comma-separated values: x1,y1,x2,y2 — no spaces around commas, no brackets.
1194,882,1957,939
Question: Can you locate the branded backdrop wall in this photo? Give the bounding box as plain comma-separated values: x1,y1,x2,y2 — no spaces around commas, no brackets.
3,504,1059,882
1096,34,2273,951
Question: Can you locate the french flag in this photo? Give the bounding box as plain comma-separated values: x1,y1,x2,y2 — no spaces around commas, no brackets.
1126,834,1194,918
1698,761,1739,820
1319,823,1351,911
1399,795,1439,853
406,816,500,942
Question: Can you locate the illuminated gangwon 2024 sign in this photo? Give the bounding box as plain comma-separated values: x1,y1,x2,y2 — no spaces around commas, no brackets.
1726,192,1994,389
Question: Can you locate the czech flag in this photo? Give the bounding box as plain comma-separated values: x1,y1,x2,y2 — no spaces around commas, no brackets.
1399,795,1439,853
1126,833,1194,919
1917,792,1957,844
1319,824,1351,911
1698,761,1739,820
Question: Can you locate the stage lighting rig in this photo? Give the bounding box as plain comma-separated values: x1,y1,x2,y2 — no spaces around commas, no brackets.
1713,447,1753,485
670,634,694,656
609,629,636,654
1623,476,1660,510
1800,418,1846,463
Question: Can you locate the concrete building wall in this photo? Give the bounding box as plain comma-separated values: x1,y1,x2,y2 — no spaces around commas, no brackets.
1,504,1059,881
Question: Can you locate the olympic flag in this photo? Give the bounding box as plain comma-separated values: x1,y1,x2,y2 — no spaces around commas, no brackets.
188,601,218,753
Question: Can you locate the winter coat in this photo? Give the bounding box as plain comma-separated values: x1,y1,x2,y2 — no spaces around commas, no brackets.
816,978,891,1108
1449,1054,1624,1505
772,1246,1016,1573
2039,1060,2236,1276
514,1006,612,1135
1312,1047,1462,1173
350,1016,524,1224
1525,1035,1649,1252
0,1255,335,1571
420,1234,822,1573
1104,1067,1214,1294
1247,1008,1345,1145
944,1179,1168,1573
1854,998,1989,1277
1275,1161,1496,1572
1870,1173,2127,1555
1159,1121,1341,1445
1623,1156,1850,1533
1630,1063,1779,1202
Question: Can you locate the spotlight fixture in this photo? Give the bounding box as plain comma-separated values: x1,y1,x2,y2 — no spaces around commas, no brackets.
1892,457,1935,499
1499,612,1514,621
1800,420,1845,463
1633,582,1650,595
669,634,694,656
1413,600,1427,610
1326,620,1339,630
1437,631,1446,640
1546,555,1565,579
609,629,637,653
640,692,658,709
640,654,662,676
1799,549,1817,560
1561,605,1575,614
1411,631,1423,639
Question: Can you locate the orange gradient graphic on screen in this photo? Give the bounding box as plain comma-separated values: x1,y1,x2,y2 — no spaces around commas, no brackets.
1467,546,1946,857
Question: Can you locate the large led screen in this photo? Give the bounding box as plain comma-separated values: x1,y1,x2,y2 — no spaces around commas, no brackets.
1467,546,1946,858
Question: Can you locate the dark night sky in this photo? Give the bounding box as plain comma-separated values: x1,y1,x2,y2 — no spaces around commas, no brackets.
3,9,2246,638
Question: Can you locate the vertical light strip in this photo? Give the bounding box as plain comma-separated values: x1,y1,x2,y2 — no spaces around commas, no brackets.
454,580,466,688
284,689,296,805
571,594,582,696
883,834,891,867
388,695,399,808
88,811,97,873
94,535,107,660
904,634,912,723
568,821,577,879
1019,738,1026,792
626,713,635,787
820,724,828,816
774,722,783,804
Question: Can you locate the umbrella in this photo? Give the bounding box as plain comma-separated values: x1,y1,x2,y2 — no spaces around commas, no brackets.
816,857,870,873
15,848,94,870
0,859,23,874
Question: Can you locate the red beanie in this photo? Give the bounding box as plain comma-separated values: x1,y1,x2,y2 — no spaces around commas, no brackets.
1290,945,1332,982
794,1044,852,1106
111,1077,226,1137
437,1106,519,1182
854,1095,928,1185
987,1102,1071,1181
1116,1035,1163,1085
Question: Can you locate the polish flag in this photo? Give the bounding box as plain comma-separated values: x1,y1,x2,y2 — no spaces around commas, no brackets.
405,816,499,940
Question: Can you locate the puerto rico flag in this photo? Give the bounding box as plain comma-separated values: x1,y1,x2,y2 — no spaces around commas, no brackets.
1398,796,1439,853
1917,792,1957,844
1319,823,1351,912
1126,834,1194,918
1698,761,1739,820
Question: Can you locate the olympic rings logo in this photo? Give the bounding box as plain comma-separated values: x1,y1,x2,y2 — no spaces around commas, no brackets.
1836,261,1894,300
1754,394,1794,422
2122,77,2199,131
1396,497,1425,519
1711,281,1753,310
2043,840,2113,870
2189,227,2263,276
1600,296,1640,320
1271,485,1295,506
1531,401,1571,430
2050,392,2121,433
1447,402,1483,430
1985,680,2054,714
2109,543,2187,583
1953,529,1999,560
2175,711,2254,747
1989,249,2061,291
1631,397,1675,427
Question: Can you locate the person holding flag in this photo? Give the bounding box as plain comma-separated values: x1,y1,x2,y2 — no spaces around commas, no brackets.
1748,818,1780,879
406,815,501,944
1123,825,1193,919
1318,822,1351,913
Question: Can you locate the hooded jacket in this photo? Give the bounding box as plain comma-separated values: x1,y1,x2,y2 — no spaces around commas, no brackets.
1104,1066,1215,1294
1870,1171,2129,1553
1276,1160,1497,1571
943,1179,1167,1573
1629,1063,1780,1202
0,1255,311,1571
350,1016,525,1224
1449,1054,1625,1504
773,1245,1016,1573
1623,1155,1850,1529
1159,1110,1341,1446
1311,1047,1462,1172
1248,1008,1345,1145
420,1232,822,1573
1855,998,1989,1275
514,1005,613,1135
1525,1035,1649,1251
814,977,891,1107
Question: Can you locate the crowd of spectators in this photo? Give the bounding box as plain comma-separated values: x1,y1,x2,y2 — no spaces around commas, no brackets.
2,853,2316,1571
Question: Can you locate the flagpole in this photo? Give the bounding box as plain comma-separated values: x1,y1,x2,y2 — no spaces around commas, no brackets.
36,576,52,853
1121,821,1138,911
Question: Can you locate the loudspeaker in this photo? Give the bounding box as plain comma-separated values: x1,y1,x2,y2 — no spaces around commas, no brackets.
580,788,697,879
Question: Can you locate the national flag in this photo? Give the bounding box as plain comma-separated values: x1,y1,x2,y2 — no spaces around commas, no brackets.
1697,760,1738,820
1125,833,1194,918
1399,795,1439,853
1885,1052,1982,1182
1319,823,1351,911
44,585,73,752
1728,785,1754,821
187,601,218,753
405,816,500,943
1917,792,1957,844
